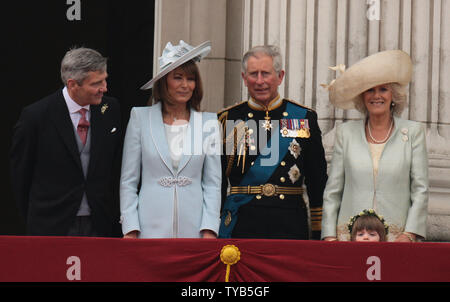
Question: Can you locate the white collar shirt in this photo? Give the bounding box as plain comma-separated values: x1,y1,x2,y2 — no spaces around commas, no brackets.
62,86,91,130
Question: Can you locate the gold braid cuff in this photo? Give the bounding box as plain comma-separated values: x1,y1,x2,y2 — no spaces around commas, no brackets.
310,207,323,231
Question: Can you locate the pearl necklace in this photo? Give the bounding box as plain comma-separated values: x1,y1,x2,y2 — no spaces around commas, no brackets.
367,118,393,144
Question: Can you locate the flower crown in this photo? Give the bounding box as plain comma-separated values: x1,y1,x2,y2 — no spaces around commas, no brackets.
347,209,389,235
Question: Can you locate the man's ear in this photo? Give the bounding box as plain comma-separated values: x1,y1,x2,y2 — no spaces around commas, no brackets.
277,70,285,85
66,78,78,90
241,72,248,87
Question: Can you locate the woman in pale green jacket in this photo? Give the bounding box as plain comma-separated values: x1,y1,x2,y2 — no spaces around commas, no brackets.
321,50,428,242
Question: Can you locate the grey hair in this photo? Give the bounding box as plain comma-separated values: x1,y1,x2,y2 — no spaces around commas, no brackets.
60,47,107,85
354,83,407,117
242,45,283,75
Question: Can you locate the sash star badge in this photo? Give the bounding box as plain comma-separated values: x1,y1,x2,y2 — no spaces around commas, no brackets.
288,164,301,184
288,139,302,159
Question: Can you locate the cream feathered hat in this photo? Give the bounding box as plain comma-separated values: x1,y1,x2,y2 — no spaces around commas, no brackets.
323,50,413,110
140,40,211,90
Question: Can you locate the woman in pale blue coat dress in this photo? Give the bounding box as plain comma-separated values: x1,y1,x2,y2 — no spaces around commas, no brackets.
321,50,428,242
120,41,221,239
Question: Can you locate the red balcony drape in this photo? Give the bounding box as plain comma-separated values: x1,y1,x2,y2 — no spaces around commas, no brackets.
1,236,449,282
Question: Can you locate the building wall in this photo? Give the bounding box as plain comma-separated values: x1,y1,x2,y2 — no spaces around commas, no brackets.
155,0,450,241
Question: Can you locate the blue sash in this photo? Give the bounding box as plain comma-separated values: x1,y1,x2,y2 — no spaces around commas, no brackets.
218,102,307,238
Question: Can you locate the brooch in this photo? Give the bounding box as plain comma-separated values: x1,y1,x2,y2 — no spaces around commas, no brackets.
101,103,109,114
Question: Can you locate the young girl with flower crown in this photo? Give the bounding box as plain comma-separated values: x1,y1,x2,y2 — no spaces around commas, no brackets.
348,209,389,242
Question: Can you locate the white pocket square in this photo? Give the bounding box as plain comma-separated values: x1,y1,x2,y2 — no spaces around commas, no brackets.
111,127,117,133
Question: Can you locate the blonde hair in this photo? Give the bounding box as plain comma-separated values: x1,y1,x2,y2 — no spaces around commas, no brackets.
354,83,407,116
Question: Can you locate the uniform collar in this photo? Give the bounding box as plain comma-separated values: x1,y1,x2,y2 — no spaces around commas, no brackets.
248,94,283,111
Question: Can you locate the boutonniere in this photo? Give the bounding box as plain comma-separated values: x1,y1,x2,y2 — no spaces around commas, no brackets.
101,103,109,114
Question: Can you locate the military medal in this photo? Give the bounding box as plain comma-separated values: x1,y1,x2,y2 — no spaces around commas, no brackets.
261,110,272,131
298,128,307,138
280,118,310,138
299,119,311,138
280,119,293,137
262,119,273,131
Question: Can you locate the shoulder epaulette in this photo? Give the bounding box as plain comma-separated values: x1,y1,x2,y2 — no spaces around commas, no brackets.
217,100,248,115
285,99,316,113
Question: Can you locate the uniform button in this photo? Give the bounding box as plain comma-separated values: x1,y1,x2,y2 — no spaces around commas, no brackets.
248,112,254,118
251,161,254,166
283,112,289,117
279,194,285,200
281,161,286,166
256,195,262,200
280,177,286,183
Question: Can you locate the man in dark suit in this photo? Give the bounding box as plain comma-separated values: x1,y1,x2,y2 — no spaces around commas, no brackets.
217,45,327,240
10,47,122,237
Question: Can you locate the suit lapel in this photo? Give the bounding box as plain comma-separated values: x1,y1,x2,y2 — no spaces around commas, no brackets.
49,90,82,171
150,102,176,176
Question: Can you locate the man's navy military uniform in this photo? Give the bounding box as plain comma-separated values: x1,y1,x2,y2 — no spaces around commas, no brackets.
218,96,327,240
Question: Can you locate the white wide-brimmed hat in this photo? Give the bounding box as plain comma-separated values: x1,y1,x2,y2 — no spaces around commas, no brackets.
325,50,413,110
140,40,211,90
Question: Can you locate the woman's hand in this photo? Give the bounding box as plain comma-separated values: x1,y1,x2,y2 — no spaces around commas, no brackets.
201,230,217,239
395,232,416,242
123,230,139,239
323,237,338,242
